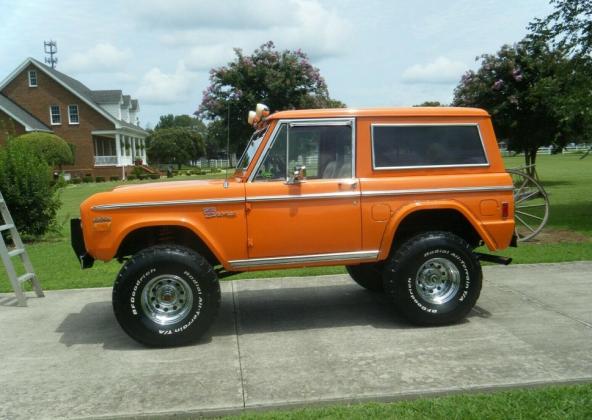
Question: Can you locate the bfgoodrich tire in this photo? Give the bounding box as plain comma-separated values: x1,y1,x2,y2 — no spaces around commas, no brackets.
346,263,384,292
112,245,221,347
383,231,482,326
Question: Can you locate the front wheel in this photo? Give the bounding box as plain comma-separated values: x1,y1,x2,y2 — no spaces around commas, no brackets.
346,263,384,292
383,231,482,326
112,245,221,347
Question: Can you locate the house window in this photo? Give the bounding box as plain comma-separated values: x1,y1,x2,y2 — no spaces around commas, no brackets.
28,70,38,87
68,105,79,124
49,105,61,125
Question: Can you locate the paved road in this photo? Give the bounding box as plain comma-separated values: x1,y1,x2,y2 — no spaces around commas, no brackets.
0,262,591,419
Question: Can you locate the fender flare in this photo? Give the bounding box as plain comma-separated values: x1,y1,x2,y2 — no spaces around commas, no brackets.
378,200,496,260
113,219,227,266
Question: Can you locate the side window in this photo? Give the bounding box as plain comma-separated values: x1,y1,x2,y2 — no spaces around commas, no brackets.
254,124,287,181
372,125,487,169
254,122,353,181
289,124,352,179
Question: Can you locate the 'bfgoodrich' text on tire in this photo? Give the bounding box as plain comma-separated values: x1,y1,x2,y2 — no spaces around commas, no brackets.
383,231,482,326
112,245,221,347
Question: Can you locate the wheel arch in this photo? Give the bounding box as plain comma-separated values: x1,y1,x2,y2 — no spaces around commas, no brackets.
115,222,222,267
379,201,495,259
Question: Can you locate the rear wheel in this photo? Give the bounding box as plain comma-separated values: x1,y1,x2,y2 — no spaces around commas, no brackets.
346,263,384,292
383,231,482,325
112,245,221,347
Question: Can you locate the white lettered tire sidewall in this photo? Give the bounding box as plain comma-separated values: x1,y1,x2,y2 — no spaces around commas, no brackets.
384,232,482,325
113,245,221,347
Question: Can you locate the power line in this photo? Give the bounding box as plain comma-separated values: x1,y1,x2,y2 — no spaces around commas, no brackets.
44,40,58,68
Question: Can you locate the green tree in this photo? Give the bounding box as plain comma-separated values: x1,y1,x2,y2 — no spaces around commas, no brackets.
453,38,589,172
11,132,74,168
0,140,60,237
146,127,205,168
413,101,445,107
197,41,345,154
155,114,207,133
529,0,592,56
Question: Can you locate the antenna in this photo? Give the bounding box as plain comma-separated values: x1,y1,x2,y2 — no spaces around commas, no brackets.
44,40,58,68
223,102,230,188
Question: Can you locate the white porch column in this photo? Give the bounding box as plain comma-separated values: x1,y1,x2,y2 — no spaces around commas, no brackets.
131,137,137,161
115,133,126,180
115,133,122,166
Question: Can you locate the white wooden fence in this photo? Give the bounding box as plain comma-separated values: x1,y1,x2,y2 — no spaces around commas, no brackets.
500,144,590,157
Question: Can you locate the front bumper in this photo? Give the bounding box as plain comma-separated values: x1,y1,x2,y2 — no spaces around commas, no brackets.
70,218,95,269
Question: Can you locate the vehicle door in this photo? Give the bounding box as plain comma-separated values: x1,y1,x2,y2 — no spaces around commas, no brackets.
244,119,361,260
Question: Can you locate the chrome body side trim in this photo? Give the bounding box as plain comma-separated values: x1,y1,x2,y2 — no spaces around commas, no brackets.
247,191,360,202
361,185,514,198
92,197,245,211
229,250,379,269
248,118,356,182
370,123,490,171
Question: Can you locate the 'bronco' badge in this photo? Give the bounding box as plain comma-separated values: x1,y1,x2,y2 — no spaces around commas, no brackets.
203,207,236,218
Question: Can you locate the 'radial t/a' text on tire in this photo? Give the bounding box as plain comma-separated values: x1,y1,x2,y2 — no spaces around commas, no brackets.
383,231,482,326
112,245,221,347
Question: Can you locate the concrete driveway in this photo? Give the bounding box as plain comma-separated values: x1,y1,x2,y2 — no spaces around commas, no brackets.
0,262,591,419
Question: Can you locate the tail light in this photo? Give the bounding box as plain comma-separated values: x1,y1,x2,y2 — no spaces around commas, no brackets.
501,202,509,219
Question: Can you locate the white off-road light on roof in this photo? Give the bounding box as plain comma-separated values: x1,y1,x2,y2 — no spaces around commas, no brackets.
256,103,270,119
247,110,258,126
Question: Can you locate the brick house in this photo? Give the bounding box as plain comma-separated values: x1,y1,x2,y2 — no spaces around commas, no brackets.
0,57,148,178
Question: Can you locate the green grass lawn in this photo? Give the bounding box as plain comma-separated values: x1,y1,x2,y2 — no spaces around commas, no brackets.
221,383,592,419
1,154,591,292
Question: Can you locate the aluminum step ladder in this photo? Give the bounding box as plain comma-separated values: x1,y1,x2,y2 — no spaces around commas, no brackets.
0,191,44,306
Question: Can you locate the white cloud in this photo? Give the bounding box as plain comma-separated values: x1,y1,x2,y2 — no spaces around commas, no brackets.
274,1,349,59
136,61,198,105
133,0,282,30
185,45,236,71
61,43,130,73
402,57,467,84
143,0,349,61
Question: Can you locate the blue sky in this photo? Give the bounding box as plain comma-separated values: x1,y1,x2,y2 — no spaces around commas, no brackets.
0,0,553,128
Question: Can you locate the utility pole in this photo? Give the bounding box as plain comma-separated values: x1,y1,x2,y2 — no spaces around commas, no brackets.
44,40,58,68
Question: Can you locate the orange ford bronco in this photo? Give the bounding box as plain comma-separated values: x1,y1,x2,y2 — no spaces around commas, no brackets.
72,106,516,347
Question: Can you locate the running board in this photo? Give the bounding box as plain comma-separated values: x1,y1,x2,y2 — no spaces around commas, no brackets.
474,252,513,265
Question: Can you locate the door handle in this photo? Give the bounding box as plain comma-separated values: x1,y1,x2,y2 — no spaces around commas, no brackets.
338,179,358,189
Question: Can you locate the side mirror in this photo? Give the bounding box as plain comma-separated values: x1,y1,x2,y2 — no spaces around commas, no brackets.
287,165,306,185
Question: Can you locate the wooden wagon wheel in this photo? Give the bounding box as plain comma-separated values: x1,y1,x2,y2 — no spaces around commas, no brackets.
507,168,550,242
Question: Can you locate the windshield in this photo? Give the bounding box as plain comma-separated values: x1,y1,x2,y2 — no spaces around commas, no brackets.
234,126,269,176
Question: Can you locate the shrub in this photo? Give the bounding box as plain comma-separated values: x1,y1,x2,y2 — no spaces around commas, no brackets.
131,166,144,178
70,177,82,184
185,170,192,176
0,140,60,237
110,176,120,181
11,132,74,167
95,176,105,182
149,173,160,179
127,175,136,180
82,175,93,183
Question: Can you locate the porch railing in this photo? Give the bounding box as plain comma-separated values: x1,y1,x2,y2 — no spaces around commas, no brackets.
95,156,118,166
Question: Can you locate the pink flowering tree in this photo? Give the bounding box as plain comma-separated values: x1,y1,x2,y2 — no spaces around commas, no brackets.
196,41,345,154
453,38,590,172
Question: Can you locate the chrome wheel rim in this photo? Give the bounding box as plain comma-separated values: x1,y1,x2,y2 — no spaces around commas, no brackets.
415,258,461,305
141,274,193,325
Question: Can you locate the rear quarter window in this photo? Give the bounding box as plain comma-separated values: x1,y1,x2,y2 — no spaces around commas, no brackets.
371,124,488,169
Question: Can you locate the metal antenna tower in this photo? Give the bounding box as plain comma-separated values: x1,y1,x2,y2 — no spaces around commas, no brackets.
44,40,58,68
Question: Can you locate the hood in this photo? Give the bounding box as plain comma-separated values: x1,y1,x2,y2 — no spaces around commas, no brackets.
82,178,244,212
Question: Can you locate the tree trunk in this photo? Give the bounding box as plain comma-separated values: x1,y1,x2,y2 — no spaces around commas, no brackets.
523,148,538,177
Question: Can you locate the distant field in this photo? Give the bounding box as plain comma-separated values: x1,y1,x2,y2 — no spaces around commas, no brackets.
1,154,590,292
